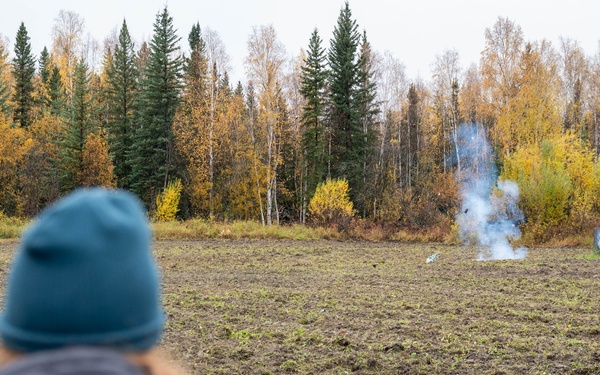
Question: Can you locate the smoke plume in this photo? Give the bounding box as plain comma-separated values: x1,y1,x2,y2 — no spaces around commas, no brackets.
453,123,527,260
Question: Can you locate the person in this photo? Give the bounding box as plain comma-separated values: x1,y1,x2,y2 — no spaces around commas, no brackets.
0,188,187,375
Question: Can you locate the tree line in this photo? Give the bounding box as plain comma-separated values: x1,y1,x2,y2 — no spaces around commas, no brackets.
1,3,600,238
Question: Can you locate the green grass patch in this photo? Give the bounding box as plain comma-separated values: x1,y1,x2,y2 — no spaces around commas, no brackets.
581,253,600,260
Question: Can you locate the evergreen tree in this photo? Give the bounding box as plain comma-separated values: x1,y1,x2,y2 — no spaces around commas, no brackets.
129,7,183,205
39,47,51,87
57,59,98,191
246,81,258,123
38,47,52,110
106,20,138,189
234,81,244,98
300,29,328,206
184,22,208,97
275,85,298,222
36,46,65,115
188,23,201,51
405,83,421,188
219,71,231,95
173,22,210,216
245,81,265,223
48,65,66,115
327,1,365,209
355,31,379,214
12,22,36,128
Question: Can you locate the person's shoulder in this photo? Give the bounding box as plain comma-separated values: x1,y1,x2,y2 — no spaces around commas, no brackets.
0,347,145,375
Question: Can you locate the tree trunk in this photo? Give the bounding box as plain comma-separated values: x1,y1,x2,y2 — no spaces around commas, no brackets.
209,77,215,218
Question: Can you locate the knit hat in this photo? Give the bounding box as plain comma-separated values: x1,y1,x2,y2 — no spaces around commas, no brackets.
0,188,164,353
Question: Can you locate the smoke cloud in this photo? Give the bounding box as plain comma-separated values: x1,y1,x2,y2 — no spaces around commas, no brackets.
453,123,527,260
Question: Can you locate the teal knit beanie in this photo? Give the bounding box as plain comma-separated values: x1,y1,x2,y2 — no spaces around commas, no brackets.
0,188,164,353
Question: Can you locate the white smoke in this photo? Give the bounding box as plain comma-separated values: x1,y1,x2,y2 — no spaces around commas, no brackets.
453,123,528,260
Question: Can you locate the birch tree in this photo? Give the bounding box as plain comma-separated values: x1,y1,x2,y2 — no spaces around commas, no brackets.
559,37,587,134
432,49,461,173
299,30,327,221
375,51,407,191
0,35,13,117
245,24,286,225
480,17,523,144
51,10,85,98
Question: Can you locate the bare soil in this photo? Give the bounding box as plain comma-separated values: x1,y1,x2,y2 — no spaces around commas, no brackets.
0,239,599,374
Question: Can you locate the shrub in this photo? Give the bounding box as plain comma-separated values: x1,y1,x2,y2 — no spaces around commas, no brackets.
308,178,354,229
502,133,600,241
153,179,183,222
376,172,458,230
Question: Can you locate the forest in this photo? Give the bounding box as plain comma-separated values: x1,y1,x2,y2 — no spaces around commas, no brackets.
1,2,599,243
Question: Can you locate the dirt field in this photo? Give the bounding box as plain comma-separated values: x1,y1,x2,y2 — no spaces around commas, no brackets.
0,239,599,374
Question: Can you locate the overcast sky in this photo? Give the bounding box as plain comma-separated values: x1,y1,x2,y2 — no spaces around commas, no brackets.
1,0,599,83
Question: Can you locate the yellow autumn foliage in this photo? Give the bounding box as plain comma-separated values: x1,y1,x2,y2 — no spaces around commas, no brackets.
496,42,562,159
308,178,354,228
503,132,600,239
79,133,116,188
153,179,183,222
0,114,34,216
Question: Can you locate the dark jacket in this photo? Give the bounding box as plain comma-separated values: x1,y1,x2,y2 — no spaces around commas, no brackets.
0,347,145,375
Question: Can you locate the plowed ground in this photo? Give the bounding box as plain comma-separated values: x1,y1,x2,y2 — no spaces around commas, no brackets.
1,239,599,374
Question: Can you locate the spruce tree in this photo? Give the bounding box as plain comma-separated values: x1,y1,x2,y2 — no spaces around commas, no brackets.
300,28,328,205
106,20,138,189
405,83,421,188
129,7,183,205
173,22,210,216
219,71,232,95
355,31,379,214
327,1,364,208
39,47,51,87
188,23,201,51
184,22,208,97
37,46,66,116
57,59,97,191
357,32,378,137
48,65,66,115
38,47,52,109
12,22,36,128
234,81,244,98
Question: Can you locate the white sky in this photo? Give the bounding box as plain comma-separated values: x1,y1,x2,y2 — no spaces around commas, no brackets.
1,0,599,83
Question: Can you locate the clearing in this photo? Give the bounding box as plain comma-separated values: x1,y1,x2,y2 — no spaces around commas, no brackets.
0,239,598,374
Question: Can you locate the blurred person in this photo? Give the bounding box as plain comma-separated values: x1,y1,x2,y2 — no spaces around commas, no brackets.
0,188,187,375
